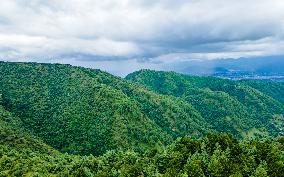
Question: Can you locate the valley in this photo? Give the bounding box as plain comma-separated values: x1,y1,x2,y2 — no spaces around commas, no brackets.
0,62,283,176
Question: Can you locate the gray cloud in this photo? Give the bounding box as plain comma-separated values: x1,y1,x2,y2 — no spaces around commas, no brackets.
0,0,284,75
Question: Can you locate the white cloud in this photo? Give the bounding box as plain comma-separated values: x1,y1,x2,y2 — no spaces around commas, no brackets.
149,37,284,64
0,0,284,74
0,33,140,60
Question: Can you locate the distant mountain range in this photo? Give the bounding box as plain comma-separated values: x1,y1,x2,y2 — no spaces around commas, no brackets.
169,55,284,79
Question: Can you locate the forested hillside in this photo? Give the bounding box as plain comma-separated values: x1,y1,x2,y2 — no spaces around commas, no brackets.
0,62,213,156
0,103,54,153
126,70,284,138
1,130,283,176
0,62,284,176
242,80,284,104
1,62,283,157
1,111,283,176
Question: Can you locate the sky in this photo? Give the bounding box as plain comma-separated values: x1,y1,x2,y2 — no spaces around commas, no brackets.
1,0,284,76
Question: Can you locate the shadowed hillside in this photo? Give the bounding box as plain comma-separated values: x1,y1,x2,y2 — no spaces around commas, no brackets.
126,69,284,138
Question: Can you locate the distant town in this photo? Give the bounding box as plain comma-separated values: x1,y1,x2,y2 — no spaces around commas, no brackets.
213,71,284,81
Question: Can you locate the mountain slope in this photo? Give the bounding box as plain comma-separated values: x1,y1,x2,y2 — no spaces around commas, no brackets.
1,62,283,156
126,70,284,138
242,80,284,104
0,101,54,153
1,63,284,176
0,62,212,155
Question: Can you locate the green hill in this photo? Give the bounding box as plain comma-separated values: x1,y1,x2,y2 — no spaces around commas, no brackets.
1,62,284,176
242,80,284,104
126,70,284,139
1,62,283,157
0,104,54,153
1,130,283,176
0,62,212,156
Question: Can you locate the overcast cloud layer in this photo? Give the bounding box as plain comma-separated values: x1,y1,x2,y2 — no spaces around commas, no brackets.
1,0,284,75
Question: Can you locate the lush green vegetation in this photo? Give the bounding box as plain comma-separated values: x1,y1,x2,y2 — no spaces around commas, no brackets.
0,62,212,156
1,62,284,176
126,70,284,139
1,131,283,176
242,80,284,104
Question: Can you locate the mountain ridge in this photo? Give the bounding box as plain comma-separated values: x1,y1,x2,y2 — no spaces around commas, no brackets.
0,62,283,156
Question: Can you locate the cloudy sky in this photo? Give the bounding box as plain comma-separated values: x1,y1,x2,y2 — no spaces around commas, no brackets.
1,0,284,76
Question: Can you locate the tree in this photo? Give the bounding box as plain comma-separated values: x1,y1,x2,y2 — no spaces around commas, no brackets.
251,162,269,177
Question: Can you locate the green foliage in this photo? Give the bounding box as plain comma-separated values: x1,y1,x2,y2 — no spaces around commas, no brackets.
1,133,283,176
1,62,284,176
0,62,210,155
0,110,283,176
127,69,284,139
243,80,284,104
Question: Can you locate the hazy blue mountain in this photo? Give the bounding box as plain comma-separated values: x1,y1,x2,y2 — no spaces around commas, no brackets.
167,55,284,79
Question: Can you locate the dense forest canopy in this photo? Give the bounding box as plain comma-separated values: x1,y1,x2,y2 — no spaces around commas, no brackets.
0,62,283,176
1,124,284,177
126,70,284,138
